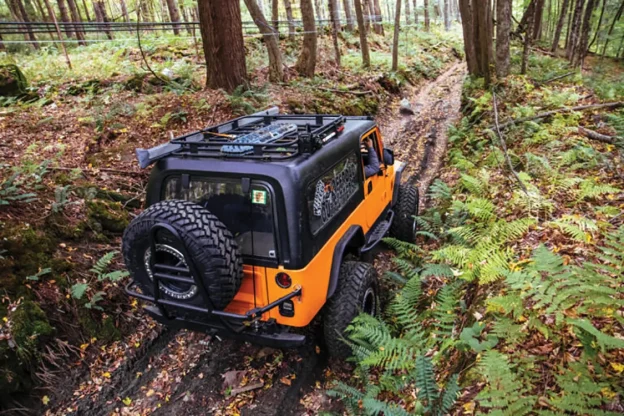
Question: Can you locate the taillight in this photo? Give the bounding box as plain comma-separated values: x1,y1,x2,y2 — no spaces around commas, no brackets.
276,272,292,288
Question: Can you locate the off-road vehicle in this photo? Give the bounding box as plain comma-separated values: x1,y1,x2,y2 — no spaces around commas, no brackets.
122,107,419,357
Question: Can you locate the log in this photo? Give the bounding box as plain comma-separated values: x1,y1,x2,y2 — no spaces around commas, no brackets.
493,102,624,130
317,87,374,96
578,126,621,144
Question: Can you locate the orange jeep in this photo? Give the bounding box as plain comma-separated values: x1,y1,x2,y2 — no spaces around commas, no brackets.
122,108,419,357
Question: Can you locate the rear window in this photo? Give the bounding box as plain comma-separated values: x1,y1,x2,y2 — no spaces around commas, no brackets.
163,177,277,259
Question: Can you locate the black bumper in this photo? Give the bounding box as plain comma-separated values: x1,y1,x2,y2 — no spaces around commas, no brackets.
143,305,306,348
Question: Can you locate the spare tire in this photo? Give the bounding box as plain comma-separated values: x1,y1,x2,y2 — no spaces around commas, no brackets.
122,200,243,310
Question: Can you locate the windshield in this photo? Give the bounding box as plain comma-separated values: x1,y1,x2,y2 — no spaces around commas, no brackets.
163,177,277,259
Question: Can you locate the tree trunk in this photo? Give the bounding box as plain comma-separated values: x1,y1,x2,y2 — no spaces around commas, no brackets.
573,0,596,66
179,2,194,35
496,0,511,77
588,0,605,51
198,0,247,91
601,0,624,57
414,0,418,25
459,0,477,74
373,0,384,34
314,0,323,20
165,0,181,34
0,32,4,50
405,0,411,23
66,0,86,45
363,0,372,31
119,0,129,22
244,0,284,82
94,1,113,39
81,0,90,21
329,0,342,66
444,0,450,29
424,0,430,30
566,0,585,59
33,0,48,21
474,0,493,84
392,0,402,70
343,0,355,31
532,0,545,40
284,0,296,39
12,0,39,48
56,0,73,37
551,0,570,52
296,0,317,77
353,0,371,67
272,0,279,31
521,0,535,74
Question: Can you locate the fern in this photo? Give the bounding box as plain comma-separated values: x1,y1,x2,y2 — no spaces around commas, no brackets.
548,215,598,243
576,179,621,201
90,251,129,282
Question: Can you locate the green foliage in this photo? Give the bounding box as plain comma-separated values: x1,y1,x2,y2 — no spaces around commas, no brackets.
226,85,270,115
0,172,38,206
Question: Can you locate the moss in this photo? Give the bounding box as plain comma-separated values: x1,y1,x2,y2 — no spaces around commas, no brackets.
87,200,130,234
11,301,55,349
0,226,58,280
46,213,88,240
100,316,121,343
78,312,121,343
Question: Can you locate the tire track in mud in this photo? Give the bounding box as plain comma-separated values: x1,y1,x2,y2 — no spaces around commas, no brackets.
380,62,466,207
51,63,466,416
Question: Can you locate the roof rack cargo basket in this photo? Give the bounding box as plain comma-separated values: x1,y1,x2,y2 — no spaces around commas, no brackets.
135,107,347,168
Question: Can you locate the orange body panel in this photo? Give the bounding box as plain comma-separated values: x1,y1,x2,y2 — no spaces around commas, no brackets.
224,127,395,327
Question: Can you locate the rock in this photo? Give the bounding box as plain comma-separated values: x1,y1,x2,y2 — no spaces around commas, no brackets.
0,64,28,97
400,98,415,115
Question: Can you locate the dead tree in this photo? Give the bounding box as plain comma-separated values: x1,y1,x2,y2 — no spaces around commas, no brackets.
244,0,284,82
197,0,248,91
354,0,371,67
296,0,317,77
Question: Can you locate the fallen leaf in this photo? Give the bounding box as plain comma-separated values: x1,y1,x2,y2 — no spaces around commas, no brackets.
42,395,50,406
122,397,132,406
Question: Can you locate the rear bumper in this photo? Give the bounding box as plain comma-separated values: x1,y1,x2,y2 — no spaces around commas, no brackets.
143,305,306,348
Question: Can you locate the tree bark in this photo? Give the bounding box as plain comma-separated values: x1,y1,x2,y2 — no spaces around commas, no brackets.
284,0,296,39
165,0,181,35
444,0,451,29
296,0,317,77
474,0,493,84
414,0,418,25
272,0,279,31
245,0,284,82
314,0,324,20
343,0,355,31
363,0,372,31
354,0,371,67
601,0,624,57
80,0,90,21
392,0,402,71
198,0,248,92
43,0,71,67
566,0,585,59
373,0,384,34
66,0,86,45
573,0,596,66
521,0,535,74
56,0,73,37
496,0,511,78
459,0,477,74
94,1,112,39
551,0,570,52
424,0,430,30
588,0,606,51
532,0,545,40
329,0,342,66
12,0,39,48
405,0,411,23
119,0,129,22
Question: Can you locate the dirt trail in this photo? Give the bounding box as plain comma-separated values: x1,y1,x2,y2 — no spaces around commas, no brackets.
379,62,466,207
49,64,466,416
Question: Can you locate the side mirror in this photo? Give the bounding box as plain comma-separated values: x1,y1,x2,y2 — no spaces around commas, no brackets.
383,148,395,166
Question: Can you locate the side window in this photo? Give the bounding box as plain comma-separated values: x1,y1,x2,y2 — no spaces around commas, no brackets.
307,153,361,235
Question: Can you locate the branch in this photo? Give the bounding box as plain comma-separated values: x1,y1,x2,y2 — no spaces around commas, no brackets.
493,102,624,130
539,71,576,85
491,91,529,195
577,126,622,144
317,87,373,96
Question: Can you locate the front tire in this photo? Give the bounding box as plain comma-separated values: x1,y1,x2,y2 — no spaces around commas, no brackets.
390,184,419,242
323,261,380,358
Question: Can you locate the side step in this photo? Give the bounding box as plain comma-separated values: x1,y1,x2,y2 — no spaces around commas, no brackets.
361,211,394,253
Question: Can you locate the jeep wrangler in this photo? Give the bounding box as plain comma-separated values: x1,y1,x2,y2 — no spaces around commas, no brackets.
122,107,419,357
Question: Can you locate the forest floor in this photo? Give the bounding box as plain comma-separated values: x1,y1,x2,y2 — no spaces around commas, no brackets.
0,30,465,415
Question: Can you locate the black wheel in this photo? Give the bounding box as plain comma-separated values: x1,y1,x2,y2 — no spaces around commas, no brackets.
323,261,380,358
390,184,419,242
122,200,243,311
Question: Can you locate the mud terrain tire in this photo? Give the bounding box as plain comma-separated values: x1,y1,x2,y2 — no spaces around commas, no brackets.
122,200,242,310
323,261,380,358
390,184,419,242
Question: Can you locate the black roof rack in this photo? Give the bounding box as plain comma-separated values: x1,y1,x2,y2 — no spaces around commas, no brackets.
170,113,346,160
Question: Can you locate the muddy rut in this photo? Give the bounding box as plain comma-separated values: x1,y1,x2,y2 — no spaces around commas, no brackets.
50,63,465,416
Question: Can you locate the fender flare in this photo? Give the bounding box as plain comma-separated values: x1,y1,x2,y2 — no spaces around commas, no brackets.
326,225,365,300
392,161,407,206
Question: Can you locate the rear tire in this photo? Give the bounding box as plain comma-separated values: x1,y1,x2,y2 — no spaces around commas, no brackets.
122,200,243,311
390,184,419,242
323,261,379,358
